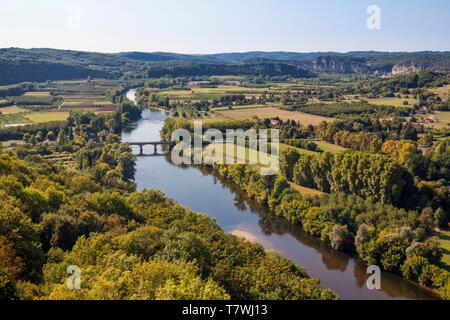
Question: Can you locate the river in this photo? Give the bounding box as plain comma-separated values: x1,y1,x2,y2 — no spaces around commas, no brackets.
122,89,438,300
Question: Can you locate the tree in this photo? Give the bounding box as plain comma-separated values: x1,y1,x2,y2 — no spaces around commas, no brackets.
46,131,56,141
419,207,435,233
434,208,448,228
0,268,17,300
0,237,24,279
329,225,352,251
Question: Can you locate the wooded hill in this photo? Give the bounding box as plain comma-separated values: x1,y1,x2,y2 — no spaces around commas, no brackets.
1,48,449,85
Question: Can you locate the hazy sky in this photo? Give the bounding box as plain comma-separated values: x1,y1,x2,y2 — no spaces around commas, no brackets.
1,0,449,53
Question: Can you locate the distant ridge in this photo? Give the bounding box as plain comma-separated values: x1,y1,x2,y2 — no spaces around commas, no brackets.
0,48,449,85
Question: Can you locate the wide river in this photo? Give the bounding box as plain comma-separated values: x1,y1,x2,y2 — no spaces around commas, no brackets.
122,89,438,300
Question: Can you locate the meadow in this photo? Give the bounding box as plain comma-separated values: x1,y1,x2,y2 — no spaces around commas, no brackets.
343,95,417,107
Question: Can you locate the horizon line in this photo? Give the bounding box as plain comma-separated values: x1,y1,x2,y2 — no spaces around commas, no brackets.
2,47,450,56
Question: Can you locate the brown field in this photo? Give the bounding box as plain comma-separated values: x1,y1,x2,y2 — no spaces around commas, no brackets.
214,107,334,125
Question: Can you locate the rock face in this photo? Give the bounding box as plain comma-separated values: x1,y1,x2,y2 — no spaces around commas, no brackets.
311,56,371,74
391,65,422,75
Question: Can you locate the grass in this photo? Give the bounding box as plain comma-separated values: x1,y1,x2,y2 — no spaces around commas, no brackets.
343,95,417,108
0,106,30,114
365,97,417,107
280,143,318,155
314,140,347,153
215,106,334,126
438,229,450,271
289,182,324,197
23,111,69,123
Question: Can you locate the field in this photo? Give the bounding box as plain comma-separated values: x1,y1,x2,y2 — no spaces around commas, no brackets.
213,104,268,111
158,85,273,101
13,92,56,106
22,111,70,123
280,143,318,155
365,97,417,107
0,113,30,126
435,111,450,129
289,182,324,197
422,111,450,129
313,140,347,153
0,106,29,114
438,230,450,271
429,84,450,100
343,95,417,107
215,106,334,126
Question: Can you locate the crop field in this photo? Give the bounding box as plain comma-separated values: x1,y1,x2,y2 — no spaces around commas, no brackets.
13,92,56,106
0,113,31,126
158,85,273,101
215,106,334,126
22,111,70,123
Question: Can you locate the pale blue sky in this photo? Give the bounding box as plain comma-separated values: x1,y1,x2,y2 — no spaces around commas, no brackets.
0,0,449,53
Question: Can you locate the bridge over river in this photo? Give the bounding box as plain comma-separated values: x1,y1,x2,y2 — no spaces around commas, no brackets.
128,141,175,156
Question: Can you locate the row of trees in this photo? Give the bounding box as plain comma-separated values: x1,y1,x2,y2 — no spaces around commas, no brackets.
281,148,414,206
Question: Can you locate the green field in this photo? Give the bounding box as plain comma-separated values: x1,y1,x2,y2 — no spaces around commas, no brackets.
366,97,418,107
23,111,70,123
343,95,418,107
280,144,319,155
313,140,347,153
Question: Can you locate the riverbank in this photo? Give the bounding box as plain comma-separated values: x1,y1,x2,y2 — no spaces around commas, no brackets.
123,89,440,300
